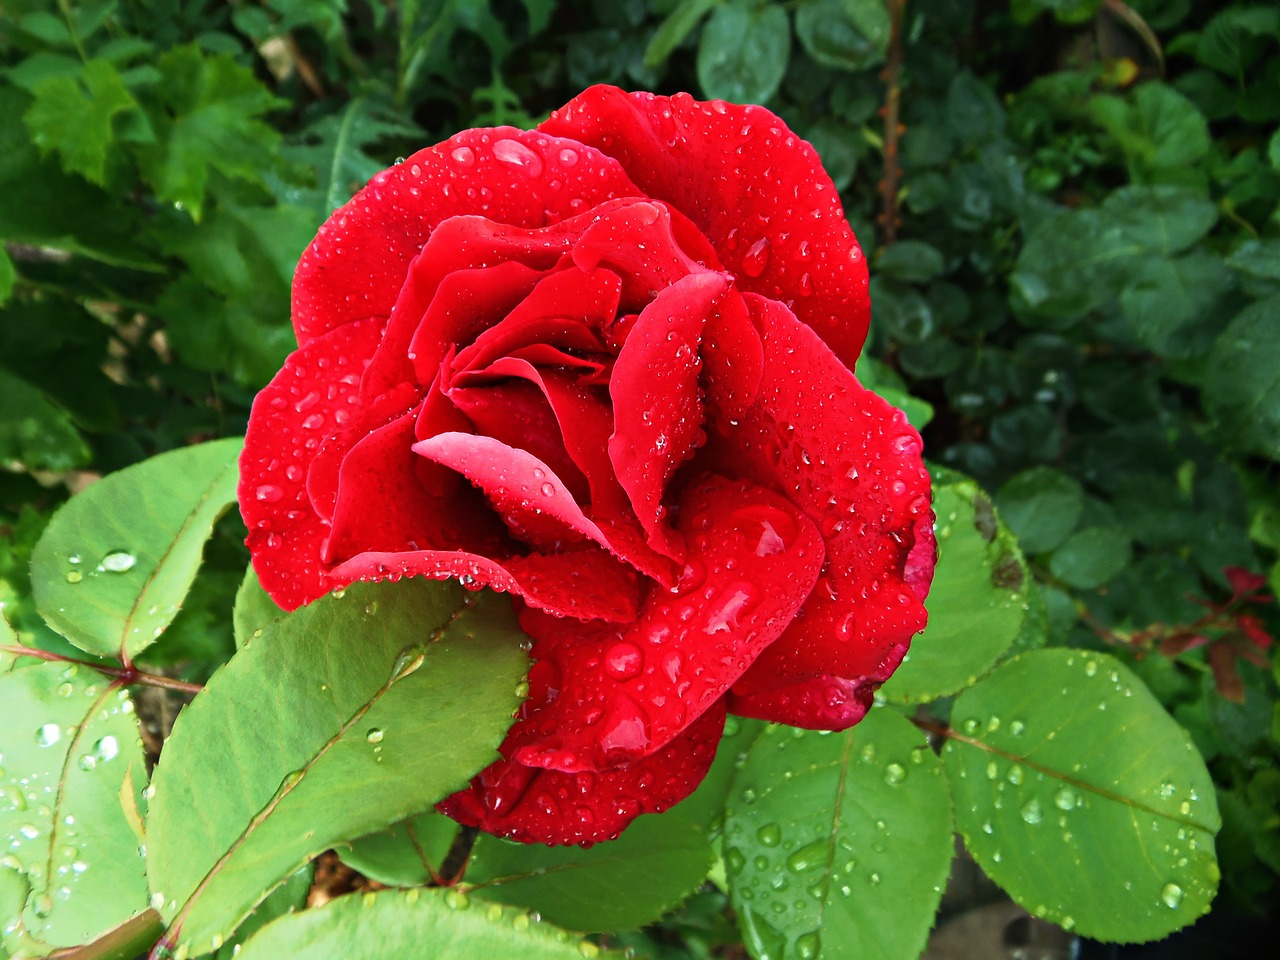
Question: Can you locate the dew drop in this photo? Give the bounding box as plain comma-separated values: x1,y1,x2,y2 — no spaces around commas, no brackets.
741,237,771,277
255,484,284,503
64,571,82,584
451,145,476,166
36,724,61,748
493,138,544,176
603,642,644,681
1054,786,1078,811
99,551,136,573
366,728,384,744
884,763,906,785
756,823,782,847
1021,799,1043,824
1160,882,1183,909
795,931,821,959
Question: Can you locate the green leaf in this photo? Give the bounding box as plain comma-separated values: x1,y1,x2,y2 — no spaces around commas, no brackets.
1048,526,1132,589
644,0,718,69
234,887,624,960
0,367,92,474
23,59,137,186
284,98,422,219
881,480,1030,703
134,45,285,220
338,811,458,887
696,0,790,105
1120,254,1233,359
944,649,1221,942
1202,295,1280,460
794,0,890,72
145,579,528,956
0,246,14,306
1089,84,1211,182
1195,5,1280,76
0,663,148,949
876,241,946,285
214,866,312,960
468,814,714,932
723,711,954,960
1101,185,1218,255
1226,238,1280,280
30,438,243,660
996,466,1084,555
232,566,285,649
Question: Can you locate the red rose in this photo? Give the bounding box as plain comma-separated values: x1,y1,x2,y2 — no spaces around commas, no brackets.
240,86,935,845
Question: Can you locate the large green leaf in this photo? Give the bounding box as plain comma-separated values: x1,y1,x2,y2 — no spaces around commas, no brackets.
794,0,890,72
696,0,790,104
145,579,528,956
723,711,954,960
234,887,624,960
1202,295,1280,460
880,480,1029,703
0,663,148,950
30,438,242,660
467,814,714,932
944,649,1220,942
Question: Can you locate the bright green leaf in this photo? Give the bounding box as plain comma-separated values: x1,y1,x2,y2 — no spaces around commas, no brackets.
0,663,148,949
145,580,528,956
724,712,954,960
339,811,458,887
944,649,1220,942
794,0,890,72
997,466,1084,555
234,887,624,960
134,45,284,220
23,59,137,185
232,566,285,650
468,814,714,932
645,0,718,69
881,480,1030,703
1202,295,1280,460
696,0,790,104
30,438,243,660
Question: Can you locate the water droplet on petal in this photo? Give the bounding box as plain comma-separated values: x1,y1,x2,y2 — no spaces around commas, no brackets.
493,138,544,176
603,642,644,681
741,237,771,278
451,145,476,166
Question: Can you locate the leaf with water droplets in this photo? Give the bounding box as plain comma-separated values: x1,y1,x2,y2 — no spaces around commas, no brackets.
31,438,243,660
234,887,624,960
467,813,714,932
0,662,148,950
145,579,528,956
880,478,1033,703
723,709,953,960
943,649,1220,942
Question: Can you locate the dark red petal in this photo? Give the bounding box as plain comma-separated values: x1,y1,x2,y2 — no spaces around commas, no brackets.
325,411,508,565
291,128,641,347
609,272,730,560
240,318,385,610
541,86,870,369
439,698,725,845
721,295,934,728
329,547,640,623
507,476,823,773
411,432,609,552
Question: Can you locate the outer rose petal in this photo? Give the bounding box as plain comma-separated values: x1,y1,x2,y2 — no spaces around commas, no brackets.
507,476,823,773
240,318,385,610
721,295,935,729
292,127,643,346
541,85,871,369
440,699,725,845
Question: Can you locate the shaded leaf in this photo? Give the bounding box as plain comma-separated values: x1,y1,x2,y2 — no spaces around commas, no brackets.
1048,526,1132,589
696,0,790,104
794,0,890,72
644,0,718,69
0,368,91,474
1202,294,1280,460
468,814,714,932
23,59,137,185
339,811,457,887
997,466,1084,555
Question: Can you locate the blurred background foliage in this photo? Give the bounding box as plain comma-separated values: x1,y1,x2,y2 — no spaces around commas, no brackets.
1,0,1277,940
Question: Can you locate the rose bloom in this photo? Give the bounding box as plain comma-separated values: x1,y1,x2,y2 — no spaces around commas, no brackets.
240,85,935,845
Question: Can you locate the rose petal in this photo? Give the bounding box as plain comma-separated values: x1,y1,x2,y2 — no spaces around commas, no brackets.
329,547,640,623
240,317,386,610
541,86,870,369
570,201,705,310
439,698,725,845
292,128,642,347
508,475,823,773
720,295,934,728
609,272,732,560
412,432,610,553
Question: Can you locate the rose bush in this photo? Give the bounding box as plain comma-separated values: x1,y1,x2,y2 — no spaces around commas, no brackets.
239,85,936,845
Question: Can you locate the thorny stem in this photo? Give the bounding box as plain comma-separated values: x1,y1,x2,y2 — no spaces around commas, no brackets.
0,644,204,696
878,0,907,244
